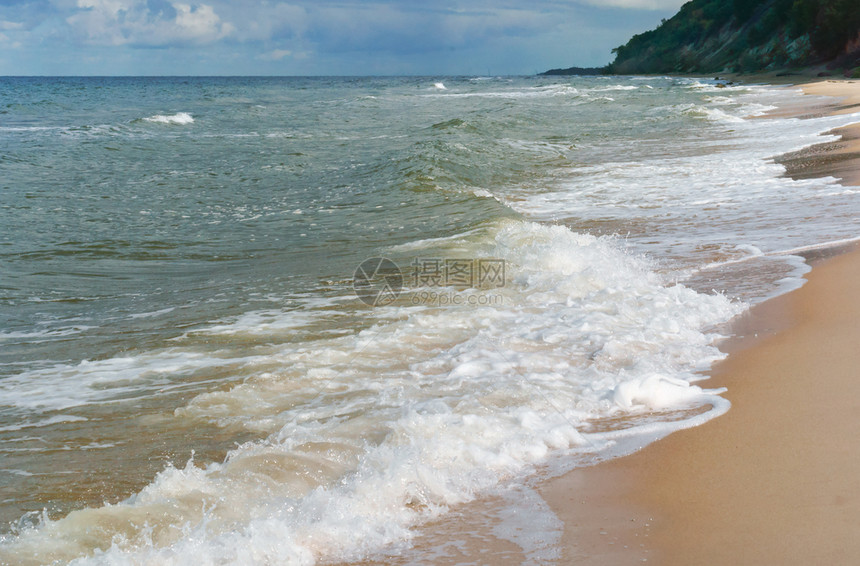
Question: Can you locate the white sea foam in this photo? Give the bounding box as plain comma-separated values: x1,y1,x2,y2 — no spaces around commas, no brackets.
0,126,65,132
143,112,194,125
506,85,860,302
489,484,563,563
0,415,87,433
128,307,175,319
0,325,94,341
613,372,722,410
675,102,746,123
0,469,34,477
0,220,742,564
424,84,581,100
770,236,860,256
0,350,255,412
589,85,638,91
194,306,344,336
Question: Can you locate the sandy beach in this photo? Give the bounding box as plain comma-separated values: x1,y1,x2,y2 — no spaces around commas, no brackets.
542,79,860,565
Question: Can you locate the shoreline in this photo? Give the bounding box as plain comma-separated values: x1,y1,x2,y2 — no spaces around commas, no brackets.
777,80,860,187
541,79,860,564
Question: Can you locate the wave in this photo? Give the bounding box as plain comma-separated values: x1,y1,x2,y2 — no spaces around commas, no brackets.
0,350,251,412
0,414,88,433
143,112,194,125
0,220,741,564
423,84,581,100
675,103,747,123
0,326,94,342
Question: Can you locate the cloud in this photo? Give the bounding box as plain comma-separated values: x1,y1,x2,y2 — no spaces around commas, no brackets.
218,2,307,42
1,0,685,74
0,20,25,30
66,0,234,46
257,48,292,61
292,3,559,56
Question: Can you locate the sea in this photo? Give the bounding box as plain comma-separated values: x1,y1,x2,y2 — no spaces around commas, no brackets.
1,75,859,565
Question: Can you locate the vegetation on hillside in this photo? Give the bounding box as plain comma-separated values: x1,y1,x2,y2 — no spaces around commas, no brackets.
607,0,860,74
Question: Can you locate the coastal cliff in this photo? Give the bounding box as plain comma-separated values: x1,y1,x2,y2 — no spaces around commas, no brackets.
547,0,860,76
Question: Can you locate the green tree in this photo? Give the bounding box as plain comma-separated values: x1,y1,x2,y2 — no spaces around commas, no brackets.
789,0,818,38
733,0,764,19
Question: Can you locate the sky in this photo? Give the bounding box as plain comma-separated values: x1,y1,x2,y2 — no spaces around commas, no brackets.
0,0,687,76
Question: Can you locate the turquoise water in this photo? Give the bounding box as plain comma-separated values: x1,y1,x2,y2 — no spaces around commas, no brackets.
1,76,859,564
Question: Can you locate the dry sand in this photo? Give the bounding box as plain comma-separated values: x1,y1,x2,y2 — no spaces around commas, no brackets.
542,79,860,565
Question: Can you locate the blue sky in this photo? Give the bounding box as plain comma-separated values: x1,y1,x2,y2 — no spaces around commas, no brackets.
0,1,685,75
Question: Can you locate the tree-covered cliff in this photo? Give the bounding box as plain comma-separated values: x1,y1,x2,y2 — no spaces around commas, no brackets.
608,0,860,74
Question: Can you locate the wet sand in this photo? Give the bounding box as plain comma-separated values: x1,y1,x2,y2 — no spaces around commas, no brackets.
777,80,860,186
542,79,860,565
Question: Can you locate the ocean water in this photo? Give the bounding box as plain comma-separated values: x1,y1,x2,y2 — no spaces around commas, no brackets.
1,75,858,564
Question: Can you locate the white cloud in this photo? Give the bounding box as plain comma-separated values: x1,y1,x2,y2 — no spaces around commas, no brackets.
0,20,25,31
174,3,234,39
67,0,234,46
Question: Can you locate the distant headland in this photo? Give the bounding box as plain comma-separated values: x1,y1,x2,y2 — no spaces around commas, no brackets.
543,0,860,77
